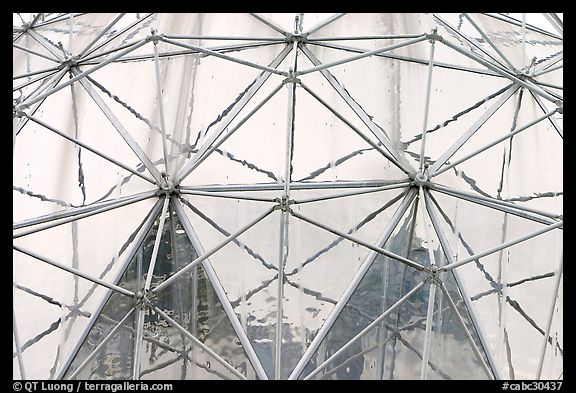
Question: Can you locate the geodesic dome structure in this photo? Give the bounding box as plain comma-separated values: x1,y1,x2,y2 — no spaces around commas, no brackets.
13,13,563,381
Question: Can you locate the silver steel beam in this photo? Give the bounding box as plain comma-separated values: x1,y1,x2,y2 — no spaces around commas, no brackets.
307,34,425,42
14,190,157,230
431,108,558,176
13,245,136,298
427,84,519,175
13,69,58,92
163,34,287,41
299,82,409,175
292,182,411,204
289,209,429,273
299,45,411,173
424,190,502,379
440,220,563,272
81,13,155,60
419,36,436,173
17,37,148,109
171,198,270,380
179,189,278,203
132,306,145,380
26,29,64,61
296,35,428,76
77,13,125,59
13,65,61,80
152,39,171,176
161,37,289,77
303,13,346,36
529,91,563,138
21,67,70,106
144,197,170,291
420,283,436,380
304,280,427,380
536,255,562,379
53,199,162,380
428,183,562,220
23,113,157,184
66,307,136,380
175,82,284,184
182,179,409,192
438,281,494,379
174,43,292,185
13,42,60,63
463,13,517,71
439,38,560,104
13,307,27,380
249,13,290,36
72,69,164,184
481,13,562,41
13,191,156,238
151,305,246,380
288,188,418,379
152,202,274,295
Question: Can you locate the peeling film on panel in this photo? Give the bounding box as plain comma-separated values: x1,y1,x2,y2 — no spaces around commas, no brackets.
13,12,562,380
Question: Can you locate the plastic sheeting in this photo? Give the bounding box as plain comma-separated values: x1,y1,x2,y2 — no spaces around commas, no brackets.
13,13,562,380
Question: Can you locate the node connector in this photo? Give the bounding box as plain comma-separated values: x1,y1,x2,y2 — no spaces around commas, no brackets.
426,28,442,43
148,29,162,45
274,195,294,212
555,101,563,114
427,265,442,286
283,68,301,85
411,171,429,187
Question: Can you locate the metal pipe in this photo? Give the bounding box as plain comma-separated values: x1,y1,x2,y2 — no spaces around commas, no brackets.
151,305,246,380
288,189,418,379
14,190,157,230
179,189,277,203
428,183,562,220
536,256,563,379
307,34,426,41
18,38,148,109
528,91,563,138
152,204,275,294
431,109,558,176
303,13,346,36
21,67,70,106
292,182,410,204
433,14,512,74
175,83,284,184
144,197,170,291
174,44,292,185
299,45,411,173
13,191,155,238
481,13,562,41
13,65,61,80
26,29,64,60
80,37,153,64
531,56,563,78
249,13,289,36
72,69,164,184
440,220,563,272
13,245,136,298
23,113,157,184
290,209,429,273
53,200,163,380
32,13,86,28
439,39,560,104
81,13,154,60
172,199,269,380
182,179,408,192
132,306,145,380
427,84,519,175
153,40,171,176
13,42,60,63
163,34,287,41
13,308,27,380
424,190,502,379
420,283,436,380
438,281,494,379
161,37,288,77
299,82,409,174
66,307,135,380
304,281,427,380
296,35,428,76
463,13,517,71
77,13,125,58
419,36,436,173
13,69,58,92
308,41,503,78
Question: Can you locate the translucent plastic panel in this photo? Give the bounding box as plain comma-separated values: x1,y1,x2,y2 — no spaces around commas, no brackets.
426,271,494,380
34,14,123,57
300,257,428,380
467,13,563,71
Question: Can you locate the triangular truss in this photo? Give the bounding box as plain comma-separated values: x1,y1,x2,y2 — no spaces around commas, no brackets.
13,13,562,380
